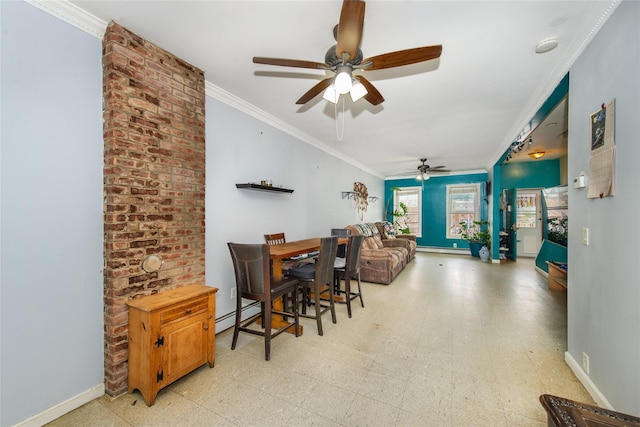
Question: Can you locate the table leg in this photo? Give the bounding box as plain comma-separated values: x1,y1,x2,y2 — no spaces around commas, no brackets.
272,259,283,279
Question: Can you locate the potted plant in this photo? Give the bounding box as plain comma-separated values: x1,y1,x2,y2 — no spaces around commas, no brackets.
457,219,491,258
386,187,411,234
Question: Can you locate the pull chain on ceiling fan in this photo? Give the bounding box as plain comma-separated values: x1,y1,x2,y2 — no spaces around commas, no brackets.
252,0,443,106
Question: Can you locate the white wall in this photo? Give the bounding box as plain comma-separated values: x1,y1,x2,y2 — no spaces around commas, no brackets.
204,97,383,331
0,2,383,424
0,2,104,425
567,0,640,415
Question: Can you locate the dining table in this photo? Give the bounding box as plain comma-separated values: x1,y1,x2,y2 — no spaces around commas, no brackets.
268,236,348,335
268,237,348,279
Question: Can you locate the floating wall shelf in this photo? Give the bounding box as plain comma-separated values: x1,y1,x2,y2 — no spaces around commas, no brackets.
341,191,379,202
236,183,294,193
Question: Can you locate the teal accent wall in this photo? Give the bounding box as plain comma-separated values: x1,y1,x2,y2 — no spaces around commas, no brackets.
500,159,561,189
519,74,569,141
535,240,568,272
385,173,488,249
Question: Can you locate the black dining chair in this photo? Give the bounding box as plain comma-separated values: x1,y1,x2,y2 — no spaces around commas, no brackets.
333,234,365,318
287,236,338,336
227,242,300,361
331,228,350,259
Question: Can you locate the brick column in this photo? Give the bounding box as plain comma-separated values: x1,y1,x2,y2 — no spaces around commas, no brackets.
102,22,206,396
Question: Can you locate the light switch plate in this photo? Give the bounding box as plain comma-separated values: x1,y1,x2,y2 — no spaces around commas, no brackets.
582,227,589,245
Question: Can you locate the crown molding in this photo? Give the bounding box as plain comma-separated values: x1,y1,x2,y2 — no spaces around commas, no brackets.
487,0,621,171
24,0,383,180
385,169,488,181
204,81,384,179
24,0,107,39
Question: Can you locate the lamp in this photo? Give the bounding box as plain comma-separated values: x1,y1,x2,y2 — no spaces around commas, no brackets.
322,84,339,103
323,67,368,104
529,151,545,159
350,78,368,102
334,66,353,94
416,172,430,181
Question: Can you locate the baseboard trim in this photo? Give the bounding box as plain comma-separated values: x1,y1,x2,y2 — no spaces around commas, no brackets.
564,351,614,410
15,383,105,427
535,265,549,277
416,247,470,255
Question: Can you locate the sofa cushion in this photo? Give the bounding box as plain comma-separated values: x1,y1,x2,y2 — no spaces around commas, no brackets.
379,221,396,239
352,223,378,237
371,233,385,250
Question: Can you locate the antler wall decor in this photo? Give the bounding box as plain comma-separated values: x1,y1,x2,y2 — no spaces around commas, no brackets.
353,182,368,220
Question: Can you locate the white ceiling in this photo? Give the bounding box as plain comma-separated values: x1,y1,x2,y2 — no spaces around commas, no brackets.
65,0,618,178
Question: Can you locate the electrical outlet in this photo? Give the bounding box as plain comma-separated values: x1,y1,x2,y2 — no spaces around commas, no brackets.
453,243,457,248
582,352,590,374
230,288,236,299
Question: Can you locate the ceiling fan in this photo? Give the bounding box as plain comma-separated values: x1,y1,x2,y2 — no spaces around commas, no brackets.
416,158,450,181
252,0,443,106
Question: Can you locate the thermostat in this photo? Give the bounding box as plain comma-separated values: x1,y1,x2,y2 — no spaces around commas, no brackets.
573,172,587,189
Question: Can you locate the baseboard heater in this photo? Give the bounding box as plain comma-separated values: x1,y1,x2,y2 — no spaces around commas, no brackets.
215,301,260,324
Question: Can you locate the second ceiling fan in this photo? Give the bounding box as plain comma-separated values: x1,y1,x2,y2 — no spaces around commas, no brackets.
253,0,443,106
416,158,450,181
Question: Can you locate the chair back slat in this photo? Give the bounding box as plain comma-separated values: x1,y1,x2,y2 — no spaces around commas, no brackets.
346,234,365,272
228,243,270,297
264,233,286,245
331,228,349,258
315,236,338,285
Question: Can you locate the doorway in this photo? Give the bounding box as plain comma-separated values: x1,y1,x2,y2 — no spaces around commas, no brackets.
515,189,542,257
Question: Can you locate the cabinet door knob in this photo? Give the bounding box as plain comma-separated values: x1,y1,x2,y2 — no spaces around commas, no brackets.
185,309,192,314
203,325,209,330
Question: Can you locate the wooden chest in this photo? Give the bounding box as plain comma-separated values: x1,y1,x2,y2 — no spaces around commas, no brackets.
127,284,218,406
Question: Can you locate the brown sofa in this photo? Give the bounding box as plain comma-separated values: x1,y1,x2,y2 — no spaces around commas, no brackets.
375,221,417,261
343,222,416,285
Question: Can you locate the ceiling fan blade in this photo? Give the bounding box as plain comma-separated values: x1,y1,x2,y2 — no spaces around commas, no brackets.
362,45,443,71
356,75,384,105
428,165,448,170
429,168,451,173
253,57,328,70
336,0,365,62
296,77,334,104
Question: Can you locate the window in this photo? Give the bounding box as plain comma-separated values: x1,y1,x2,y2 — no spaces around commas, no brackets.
516,192,538,228
393,187,422,237
447,183,481,238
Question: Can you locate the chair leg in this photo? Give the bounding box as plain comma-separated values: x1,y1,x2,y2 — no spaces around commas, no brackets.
345,274,352,318
231,297,242,350
356,272,364,308
329,279,337,324
264,299,271,361
313,283,323,336
292,286,300,337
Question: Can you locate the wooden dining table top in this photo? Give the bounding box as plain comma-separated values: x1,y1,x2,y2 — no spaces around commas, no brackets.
268,237,348,260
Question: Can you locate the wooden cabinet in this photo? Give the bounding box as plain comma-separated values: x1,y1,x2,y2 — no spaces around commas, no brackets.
547,261,567,290
127,284,218,406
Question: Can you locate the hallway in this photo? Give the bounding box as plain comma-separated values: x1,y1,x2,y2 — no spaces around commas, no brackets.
48,253,592,426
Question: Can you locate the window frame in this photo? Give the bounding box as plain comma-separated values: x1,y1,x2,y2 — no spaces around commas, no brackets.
446,183,481,239
393,187,422,238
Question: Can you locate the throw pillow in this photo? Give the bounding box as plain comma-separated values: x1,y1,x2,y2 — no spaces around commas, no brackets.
380,221,396,239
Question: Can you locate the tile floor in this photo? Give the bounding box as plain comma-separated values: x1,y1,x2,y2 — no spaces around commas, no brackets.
47,253,593,426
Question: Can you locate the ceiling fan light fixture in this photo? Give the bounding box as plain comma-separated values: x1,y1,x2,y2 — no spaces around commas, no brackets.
416,172,430,181
350,78,368,102
334,68,353,94
322,84,339,103
529,151,546,159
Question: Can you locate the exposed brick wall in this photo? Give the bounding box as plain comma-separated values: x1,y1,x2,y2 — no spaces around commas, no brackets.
102,21,206,397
